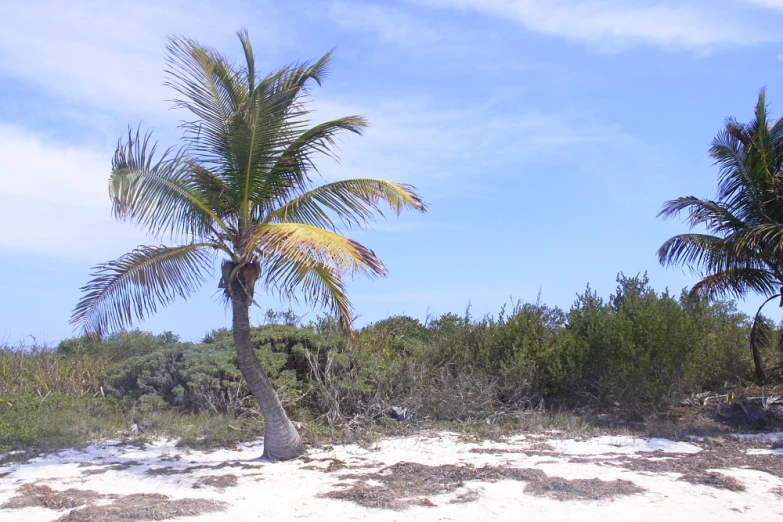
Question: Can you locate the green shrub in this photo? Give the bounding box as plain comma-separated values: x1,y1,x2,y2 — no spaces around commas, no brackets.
57,330,166,361
0,272,767,448
561,273,752,413
101,324,344,415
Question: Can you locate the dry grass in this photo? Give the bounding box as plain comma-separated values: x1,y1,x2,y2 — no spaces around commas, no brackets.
299,456,349,472
678,471,746,492
145,466,191,476
0,484,227,521
448,488,482,504
1,484,100,510
58,493,226,522
192,474,238,489
323,461,642,510
0,345,107,398
524,477,644,501
80,462,142,475
324,461,545,510
139,460,263,478
298,455,386,473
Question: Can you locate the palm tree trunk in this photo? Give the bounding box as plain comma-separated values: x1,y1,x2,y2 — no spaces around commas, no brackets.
230,281,304,461
749,295,777,384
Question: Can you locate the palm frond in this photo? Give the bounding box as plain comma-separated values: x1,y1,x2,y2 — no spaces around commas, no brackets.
658,197,745,234
729,223,783,260
111,128,233,242
749,293,778,382
255,117,369,213
690,268,778,300
165,35,246,177
237,29,255,95
250,223,387,277
236,50,336,228
711,128,764,220
261,254,353,333
71,244,215,337
657,233,728,272
267,178,427,230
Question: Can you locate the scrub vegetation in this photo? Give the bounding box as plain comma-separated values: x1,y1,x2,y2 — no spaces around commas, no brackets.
2,273,780,454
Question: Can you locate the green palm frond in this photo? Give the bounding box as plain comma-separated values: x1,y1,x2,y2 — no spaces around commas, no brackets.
111,128,233,242
690,267,778,300
657,197,746,234
189,163,235,221
711,133,765,221
256,117,368,214
165,36,246,174
749,312,770,382
234,52,336,228
657,233,731,272
237,29,255,94
729,223,783,260
268,178,427,230
71,244,215,337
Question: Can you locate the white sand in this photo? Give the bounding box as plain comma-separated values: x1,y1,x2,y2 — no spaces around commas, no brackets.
1,432,781,521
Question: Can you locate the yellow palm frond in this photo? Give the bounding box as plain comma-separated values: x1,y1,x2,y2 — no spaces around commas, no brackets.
263,255,354,332
249,222,386,278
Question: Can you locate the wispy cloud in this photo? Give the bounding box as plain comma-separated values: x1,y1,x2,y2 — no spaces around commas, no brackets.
329,2,441,47
744,0,783,10
0,125,146,259
309,96,634,195
0,1,278,117
327,0,533,69
407,0,778,52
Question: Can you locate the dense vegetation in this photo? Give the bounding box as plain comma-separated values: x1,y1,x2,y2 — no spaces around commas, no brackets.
2,273,779,454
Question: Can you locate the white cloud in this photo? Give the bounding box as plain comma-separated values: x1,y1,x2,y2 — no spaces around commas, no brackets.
329,2,441,47
0,1,279,117
308,96,634,198
0,124,146,259
745,0,783,9
408,0,778,51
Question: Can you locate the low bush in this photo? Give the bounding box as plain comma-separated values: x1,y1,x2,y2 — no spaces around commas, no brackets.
0,275,773,452
102,324,344,416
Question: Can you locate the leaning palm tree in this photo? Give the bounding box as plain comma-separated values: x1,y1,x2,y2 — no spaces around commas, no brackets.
71,32,426,460
658,90,783,382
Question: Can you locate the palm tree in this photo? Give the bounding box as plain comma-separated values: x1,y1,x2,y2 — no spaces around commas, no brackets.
71,32,427,460
658,90,783,382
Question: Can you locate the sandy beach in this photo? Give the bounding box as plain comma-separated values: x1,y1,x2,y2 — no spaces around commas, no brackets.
1,431,782,521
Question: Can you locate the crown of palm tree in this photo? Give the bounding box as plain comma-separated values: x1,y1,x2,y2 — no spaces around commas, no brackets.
658,89,783,381
71,31,427,338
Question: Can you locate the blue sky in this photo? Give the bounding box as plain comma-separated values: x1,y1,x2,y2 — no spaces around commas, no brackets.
2,0,783,344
